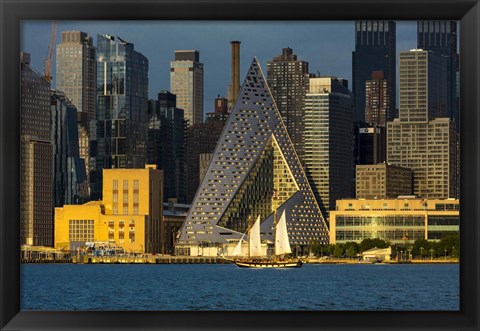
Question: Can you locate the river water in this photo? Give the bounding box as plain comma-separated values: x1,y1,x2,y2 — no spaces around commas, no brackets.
21,263,459,311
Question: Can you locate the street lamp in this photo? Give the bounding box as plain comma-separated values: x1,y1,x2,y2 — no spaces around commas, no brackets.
420,247,424,260
444,248,447,260
430,248,434,261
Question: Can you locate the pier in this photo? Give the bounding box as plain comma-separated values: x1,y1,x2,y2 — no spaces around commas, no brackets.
71,255,230,264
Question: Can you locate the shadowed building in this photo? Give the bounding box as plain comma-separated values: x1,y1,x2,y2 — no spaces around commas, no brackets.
417,20,458,128
176,58,329,257
354,122,386,165
148,91,187,203
353,21,396,122
267,48,309,164
365,70,392,125
50,90,89,206
304,77,355,220
355,163,412,199
20,52,54,246
56,31,96,191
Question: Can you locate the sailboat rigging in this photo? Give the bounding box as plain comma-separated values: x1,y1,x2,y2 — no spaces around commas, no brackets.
231,210,302,268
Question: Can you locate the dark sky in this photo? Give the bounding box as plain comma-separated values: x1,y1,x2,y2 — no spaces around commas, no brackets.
21,21,419,112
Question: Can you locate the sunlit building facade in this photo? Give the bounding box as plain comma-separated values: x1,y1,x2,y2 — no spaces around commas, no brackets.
170,50,204,126
176,58,329,257
55,165,163,253
387,50,457,199
330,198,459,244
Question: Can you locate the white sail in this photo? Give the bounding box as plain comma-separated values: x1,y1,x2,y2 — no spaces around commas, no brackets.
232,233,246,256
275,210,292,255
249,215,263,257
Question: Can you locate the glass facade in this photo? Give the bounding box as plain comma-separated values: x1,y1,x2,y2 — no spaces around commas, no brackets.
353,20,396,122
147,91,187,203
331,199,459,244
51,90,89,206
90,34,149,200
417,20,458,128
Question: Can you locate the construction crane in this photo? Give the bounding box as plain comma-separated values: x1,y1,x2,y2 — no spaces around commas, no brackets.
44,21,56,83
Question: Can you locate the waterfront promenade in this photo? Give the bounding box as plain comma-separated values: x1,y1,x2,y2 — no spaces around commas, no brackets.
20,253,459,264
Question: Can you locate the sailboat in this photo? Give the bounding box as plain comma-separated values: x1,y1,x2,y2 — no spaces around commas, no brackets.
232,211,302,268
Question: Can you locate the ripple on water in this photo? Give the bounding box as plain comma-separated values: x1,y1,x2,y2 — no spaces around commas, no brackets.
21,264,459,311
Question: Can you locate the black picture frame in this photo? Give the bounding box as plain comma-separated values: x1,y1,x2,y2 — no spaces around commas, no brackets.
1,0,479,330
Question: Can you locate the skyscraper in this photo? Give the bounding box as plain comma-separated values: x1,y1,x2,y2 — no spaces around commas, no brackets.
387,50,457,199
147,91,187,203
365,71,392,126
50,90,89,206
267,48,309,164
90,34,149,200
352,21,396,122
176,58,329,256
304,77,355,219
20,52,54,246
56,31,96,190
170,50,204,126
56,31,97,120
417,20,458,127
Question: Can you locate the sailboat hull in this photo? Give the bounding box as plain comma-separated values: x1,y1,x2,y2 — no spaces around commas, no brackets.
234,260,302,268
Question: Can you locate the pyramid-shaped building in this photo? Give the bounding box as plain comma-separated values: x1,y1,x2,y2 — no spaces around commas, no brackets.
176,58,329,256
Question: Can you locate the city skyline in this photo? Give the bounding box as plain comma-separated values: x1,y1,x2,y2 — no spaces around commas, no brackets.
21,21,420,113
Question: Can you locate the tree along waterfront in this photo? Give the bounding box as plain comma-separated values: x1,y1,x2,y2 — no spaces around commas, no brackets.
308,234,460,260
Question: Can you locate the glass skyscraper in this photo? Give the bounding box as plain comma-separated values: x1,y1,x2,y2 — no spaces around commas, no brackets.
352,21,396,122
417,20,459,129
51,90,89,206
147,90,187,203
90,34,149,200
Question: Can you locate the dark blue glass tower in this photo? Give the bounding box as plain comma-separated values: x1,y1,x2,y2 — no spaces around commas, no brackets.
147,91,187,203
352,21,396,123
90,34,149,200
51,90,89,206
417,20,459,130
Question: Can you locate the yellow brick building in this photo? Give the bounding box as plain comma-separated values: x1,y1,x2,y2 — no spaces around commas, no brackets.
55,165,163,253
